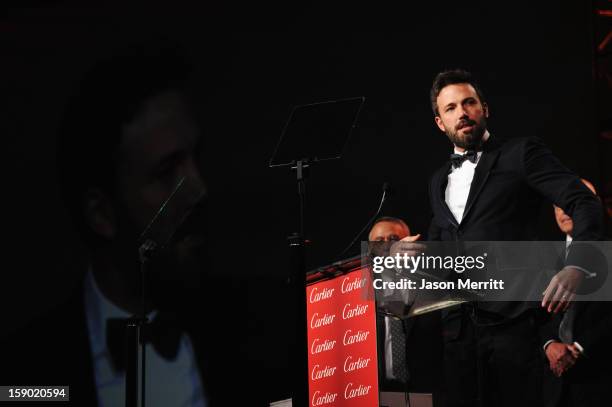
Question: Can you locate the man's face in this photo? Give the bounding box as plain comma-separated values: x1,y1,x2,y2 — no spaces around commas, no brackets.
112,91,207,310
116,90,205,239
368,221,410,258
434,83,489,151
368,221,410,242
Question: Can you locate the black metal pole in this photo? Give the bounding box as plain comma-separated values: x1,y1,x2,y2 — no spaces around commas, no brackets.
126,177,186,407
289,160,309,407
140,256,147,407
125,241,155,407
125,320,139,407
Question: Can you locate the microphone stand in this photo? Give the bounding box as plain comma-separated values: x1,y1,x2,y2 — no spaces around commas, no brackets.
336,182,389,260
125,241,157,407
125,177,189,407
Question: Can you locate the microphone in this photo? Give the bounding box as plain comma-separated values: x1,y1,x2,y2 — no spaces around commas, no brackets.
138,176,208,253
336,182,391,259
382,181,392,196
166,194,209,246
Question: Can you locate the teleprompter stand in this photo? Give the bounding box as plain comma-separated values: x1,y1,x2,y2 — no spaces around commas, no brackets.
269,97,365,407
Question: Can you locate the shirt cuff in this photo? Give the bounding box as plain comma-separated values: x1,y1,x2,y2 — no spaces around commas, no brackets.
573,341,585,354
543,339,556,351
566,265,596,279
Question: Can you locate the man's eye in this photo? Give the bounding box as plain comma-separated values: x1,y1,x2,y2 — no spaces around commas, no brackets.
446,106,455,112
155,164,176,178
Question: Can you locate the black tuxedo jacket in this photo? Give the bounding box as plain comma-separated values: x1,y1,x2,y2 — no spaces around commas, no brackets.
427,135,604,336
428,135,603,243
551,301,612,379
541,299,612,407
0,288,97,406
542,242,612,376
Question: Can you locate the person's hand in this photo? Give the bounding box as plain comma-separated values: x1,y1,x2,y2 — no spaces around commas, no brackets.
542,266,584,313
545,342,577,377
567,343,582,360
389,234,425,259
555,353,576,377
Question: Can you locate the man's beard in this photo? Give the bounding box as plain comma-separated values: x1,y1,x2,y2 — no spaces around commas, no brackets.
446,117,487,150
112,202,210,314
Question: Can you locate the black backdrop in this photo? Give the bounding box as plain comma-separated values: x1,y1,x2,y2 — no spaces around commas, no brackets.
0,2,605,403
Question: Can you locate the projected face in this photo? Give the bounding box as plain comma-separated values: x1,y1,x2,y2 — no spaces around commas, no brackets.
434,83,489,151
117,90,205,238
88,90,208,312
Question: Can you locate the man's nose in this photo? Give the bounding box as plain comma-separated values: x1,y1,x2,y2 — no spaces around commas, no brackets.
457,111,470,126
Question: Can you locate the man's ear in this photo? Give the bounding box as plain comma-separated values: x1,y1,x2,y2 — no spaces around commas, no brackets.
434,115,446,132
83,188,116,239
483,102,489,118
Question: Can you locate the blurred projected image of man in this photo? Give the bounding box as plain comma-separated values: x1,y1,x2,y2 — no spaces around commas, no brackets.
0,44,235,407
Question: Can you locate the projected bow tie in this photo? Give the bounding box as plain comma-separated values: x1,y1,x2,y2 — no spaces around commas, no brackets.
106,312,182,371
449,150,478,169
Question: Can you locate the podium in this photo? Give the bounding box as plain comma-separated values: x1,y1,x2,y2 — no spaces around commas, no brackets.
306,256,380,406
301,255,442,407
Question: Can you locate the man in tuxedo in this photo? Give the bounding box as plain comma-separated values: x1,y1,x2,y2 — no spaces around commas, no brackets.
0,45,235,406
414,69,604,407
543,179,611,407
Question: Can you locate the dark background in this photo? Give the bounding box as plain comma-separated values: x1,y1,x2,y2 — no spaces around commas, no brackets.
1,2,608,404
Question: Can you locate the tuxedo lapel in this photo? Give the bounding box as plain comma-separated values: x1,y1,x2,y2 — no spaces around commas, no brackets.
436,162,459,227
461,138,501,223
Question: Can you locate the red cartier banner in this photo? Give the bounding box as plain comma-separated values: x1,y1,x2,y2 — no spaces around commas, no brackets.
306,266,379,406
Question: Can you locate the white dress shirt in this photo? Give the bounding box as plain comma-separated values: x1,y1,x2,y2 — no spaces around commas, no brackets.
84,270,206,407
445,131,490,223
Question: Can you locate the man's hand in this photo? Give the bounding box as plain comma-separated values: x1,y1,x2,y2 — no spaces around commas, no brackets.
542,266,584,313
545,342,577,377
567,343,582,359
389,234,425,259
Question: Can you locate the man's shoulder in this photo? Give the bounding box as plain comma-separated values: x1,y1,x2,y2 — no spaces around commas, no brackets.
2,288,89,353
482,135,554,166
427,135,548,186
490,134,547,151
0,285,94,393
485,134,531,149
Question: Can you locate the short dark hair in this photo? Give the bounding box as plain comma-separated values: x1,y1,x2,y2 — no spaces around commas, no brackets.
430,69,486,116
56,43,192,245
372,216,409,230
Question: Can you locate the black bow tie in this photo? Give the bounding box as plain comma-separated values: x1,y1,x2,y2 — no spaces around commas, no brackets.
449,150,478,169
106,311,182,371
